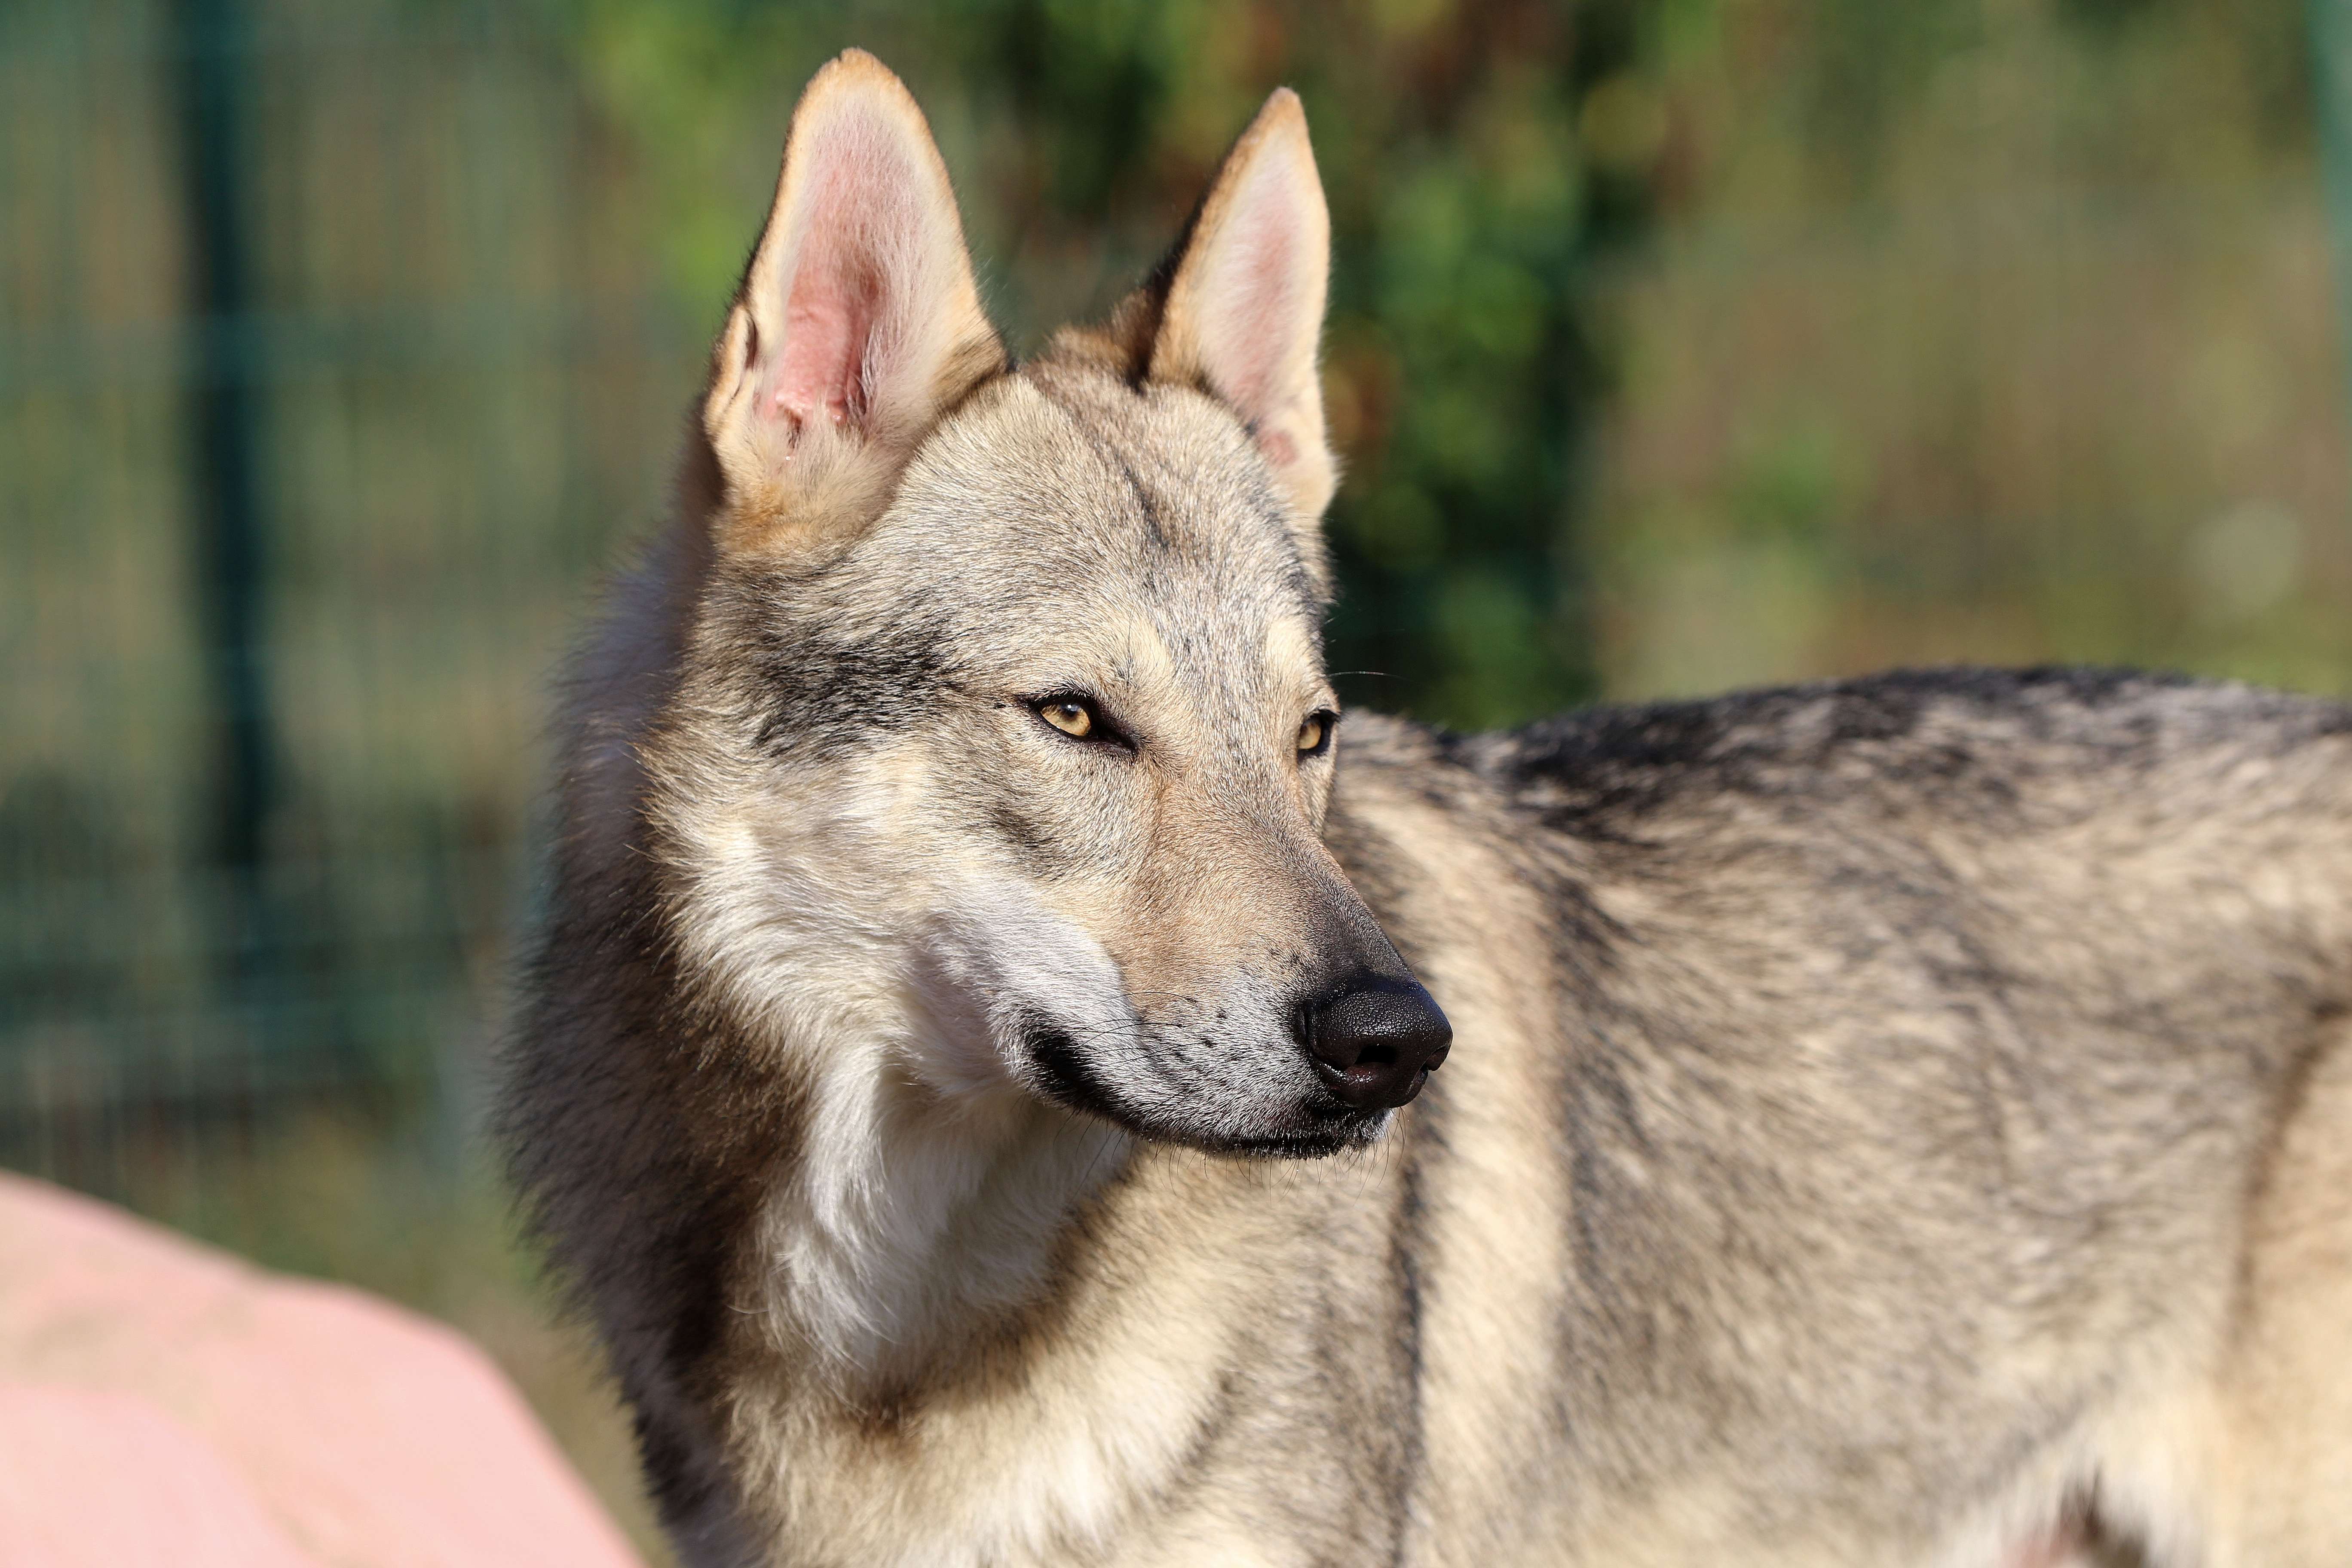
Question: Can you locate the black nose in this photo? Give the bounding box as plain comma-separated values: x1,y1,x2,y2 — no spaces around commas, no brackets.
1299,975,1452,1111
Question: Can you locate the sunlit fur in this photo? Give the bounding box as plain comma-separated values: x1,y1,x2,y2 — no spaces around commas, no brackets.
506,50,2352,1568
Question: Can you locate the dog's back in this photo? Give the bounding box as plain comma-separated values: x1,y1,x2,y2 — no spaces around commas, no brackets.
1324,671,2352,1562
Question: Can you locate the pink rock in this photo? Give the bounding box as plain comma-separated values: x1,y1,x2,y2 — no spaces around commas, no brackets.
0,1387,321,1568
0,1171,645,1568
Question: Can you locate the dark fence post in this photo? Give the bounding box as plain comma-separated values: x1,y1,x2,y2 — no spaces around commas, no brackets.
175,0,278,1069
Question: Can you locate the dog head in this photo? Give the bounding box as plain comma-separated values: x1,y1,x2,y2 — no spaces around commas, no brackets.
647,51,1447,1157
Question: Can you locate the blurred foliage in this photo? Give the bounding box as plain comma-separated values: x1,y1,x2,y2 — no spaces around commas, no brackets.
1587,0,2349,698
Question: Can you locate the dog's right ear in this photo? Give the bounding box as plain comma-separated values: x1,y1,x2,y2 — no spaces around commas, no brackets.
702,50,1004,560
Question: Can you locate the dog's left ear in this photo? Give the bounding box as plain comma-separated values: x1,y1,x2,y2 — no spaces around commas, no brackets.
1148,89,1337,578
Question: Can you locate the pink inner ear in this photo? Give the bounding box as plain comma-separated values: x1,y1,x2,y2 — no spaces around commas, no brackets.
1211,202,1302,417
753,114,912,436
1190,150,1316,446
764,236,879,432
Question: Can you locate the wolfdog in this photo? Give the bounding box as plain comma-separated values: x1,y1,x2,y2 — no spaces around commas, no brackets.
504,49,2352,1568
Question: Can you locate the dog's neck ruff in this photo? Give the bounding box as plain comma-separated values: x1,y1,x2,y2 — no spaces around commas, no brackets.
664,808,1137,1389
752,1016,1133,1389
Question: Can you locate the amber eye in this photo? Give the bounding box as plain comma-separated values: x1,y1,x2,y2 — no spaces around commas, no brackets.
1037,698,1096,739
1297,710,1336,756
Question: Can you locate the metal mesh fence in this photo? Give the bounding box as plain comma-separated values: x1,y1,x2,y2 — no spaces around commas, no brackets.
1,0,697,1188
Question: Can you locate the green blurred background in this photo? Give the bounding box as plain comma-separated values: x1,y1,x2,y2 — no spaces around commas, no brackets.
6,0,2351,1555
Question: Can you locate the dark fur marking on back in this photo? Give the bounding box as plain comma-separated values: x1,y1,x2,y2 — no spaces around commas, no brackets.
1494,667,2340,840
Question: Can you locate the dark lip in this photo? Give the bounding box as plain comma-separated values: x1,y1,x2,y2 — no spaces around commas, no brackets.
1204,1127,1384,1159
1174,1106,1393,1160
1023,1016,1393,1158
1026,1058,1390,1160
1047,1102,1389,1161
